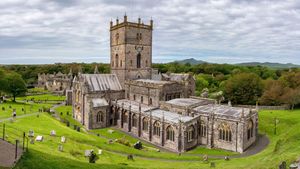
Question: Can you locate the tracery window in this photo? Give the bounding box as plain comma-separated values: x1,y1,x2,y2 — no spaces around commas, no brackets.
166,126,175,141
132,114,138,127
199,121,207,137
153,121,161,136
142,117,149,131
187,125,195,142
96,111,104,123
218,123,232,142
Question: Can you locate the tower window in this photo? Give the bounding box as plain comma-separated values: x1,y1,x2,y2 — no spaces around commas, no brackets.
115,33,119,44
115,54,119,67
137,53,141,68
130,60,133,66
141,96,143,103
120,60,122,67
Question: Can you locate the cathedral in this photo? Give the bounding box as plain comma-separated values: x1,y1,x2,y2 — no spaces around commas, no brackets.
72,15,258,153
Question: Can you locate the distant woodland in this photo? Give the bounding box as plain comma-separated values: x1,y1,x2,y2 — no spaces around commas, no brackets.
1,62,300,108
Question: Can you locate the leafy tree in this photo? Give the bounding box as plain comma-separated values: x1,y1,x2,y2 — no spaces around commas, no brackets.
225,73,263,105
281,87,300,110
260,79,286,105
4,72,27,102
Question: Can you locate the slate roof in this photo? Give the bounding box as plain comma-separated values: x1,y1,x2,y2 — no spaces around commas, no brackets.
115,99,195,124
162,73,192,81
92,98,108,107
193,104,252,118
135,79,173,85
82,74,122,92
165,98,213,107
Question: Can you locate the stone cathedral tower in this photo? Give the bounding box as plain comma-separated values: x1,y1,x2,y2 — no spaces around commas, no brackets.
110,15,153,88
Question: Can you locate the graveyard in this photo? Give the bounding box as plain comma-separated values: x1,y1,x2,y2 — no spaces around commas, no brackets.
0,92,299,168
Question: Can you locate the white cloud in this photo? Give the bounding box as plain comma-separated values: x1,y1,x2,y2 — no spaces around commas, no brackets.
0,0,299,64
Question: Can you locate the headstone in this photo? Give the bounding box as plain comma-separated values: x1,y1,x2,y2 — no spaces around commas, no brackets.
98,149,102,155
210,162,215,168
133,141,142,150
22,108,24,111
50,130,56,136
85,150,92,157
74,125,77,130
203,154,208,161
28,130,34,137
89,150,97,163
108,129,114,134
76,126,80,132
58,144,63,152
279,161,286,169
108,139,113,144
127,154,133,160
60,112,63,116
289,163,298,169
30,139,34,144
61,136,66,143
2,107,4,111
224,156,229,161
12,109,16,118
35,135,43,141
66,121,70,127
66,111,69,115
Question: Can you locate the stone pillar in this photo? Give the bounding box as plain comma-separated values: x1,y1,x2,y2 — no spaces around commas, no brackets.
138,104,142,137
149,111,152,141
128,105,132,132
161,115,165,146
207,114,214,149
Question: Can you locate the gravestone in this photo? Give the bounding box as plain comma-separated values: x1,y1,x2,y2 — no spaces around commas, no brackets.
30,139,34,144
66,121,70,127
108,139,113,144
35,135,43,141
2,107,4,111
127,154,133,160
58,144,63,152
85,150,92,157
108,129,114,134
279,161,286,169
133,141,142,150
74,125,77,130
203,154,208,162
50,130,56,136
98,149,102,155
289,163,298,169
89,150,97,163
76,126,80,132
210,162,215,168
61,136,66,143
66,111,69,115
224,156,230,161
28,130,34,137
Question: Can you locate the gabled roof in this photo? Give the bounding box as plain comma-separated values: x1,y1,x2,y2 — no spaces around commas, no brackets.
92,98,108,107
82,74,122,92
163,73,192,81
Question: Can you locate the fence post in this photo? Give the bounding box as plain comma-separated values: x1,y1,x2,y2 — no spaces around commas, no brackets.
23,132,25,151
2,123,5,140
15,140,18,160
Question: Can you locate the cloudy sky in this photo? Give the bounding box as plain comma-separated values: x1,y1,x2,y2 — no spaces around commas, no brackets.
0,0,299,64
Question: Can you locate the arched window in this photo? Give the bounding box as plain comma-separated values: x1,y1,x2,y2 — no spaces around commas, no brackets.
142,117,149,131
96,111,104,123
120,60,122,67
218,123,232,142
137,53,141,68
149,98,152,105
133,95,136,101
187,125,195,142
132,114,138,127
153,121,161,136
141,96,143,103
166,126,175,141
123,112,128,123
115,54,119,67
247,120,254,140
199,121,207,137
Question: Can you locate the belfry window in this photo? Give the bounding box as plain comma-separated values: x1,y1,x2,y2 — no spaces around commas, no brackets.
137,53,141,68
115,54,119,67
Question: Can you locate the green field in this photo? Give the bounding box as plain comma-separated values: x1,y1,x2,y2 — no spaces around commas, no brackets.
1,94,300,168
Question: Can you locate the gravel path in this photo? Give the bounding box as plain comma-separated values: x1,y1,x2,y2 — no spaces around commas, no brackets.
0,139,23,168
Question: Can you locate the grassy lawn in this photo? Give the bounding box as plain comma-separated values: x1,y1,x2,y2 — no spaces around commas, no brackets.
54,105,83,128
16,94,66,102
1,99,300,169
0,101,52,119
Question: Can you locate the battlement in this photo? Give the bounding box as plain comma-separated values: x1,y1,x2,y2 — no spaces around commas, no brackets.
110,15,153,31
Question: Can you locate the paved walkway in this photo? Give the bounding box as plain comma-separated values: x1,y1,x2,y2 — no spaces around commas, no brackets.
0,139,23,168
0,112,40,123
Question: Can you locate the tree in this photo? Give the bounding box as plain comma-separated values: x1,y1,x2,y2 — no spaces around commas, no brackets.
281,88,300,110
4,72,27,102
260,79,286,106
225,73,263,105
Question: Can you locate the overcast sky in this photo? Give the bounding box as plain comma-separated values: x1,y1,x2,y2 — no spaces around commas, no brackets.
0,0,299,64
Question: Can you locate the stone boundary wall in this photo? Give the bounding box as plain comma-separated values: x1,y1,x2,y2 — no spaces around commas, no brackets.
234,105,290,110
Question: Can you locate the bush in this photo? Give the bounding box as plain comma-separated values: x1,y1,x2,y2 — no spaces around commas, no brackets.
116,137,131,147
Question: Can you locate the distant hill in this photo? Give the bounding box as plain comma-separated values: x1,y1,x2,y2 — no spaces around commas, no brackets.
236,62,300,69
171,58,300,69
172,58,207,65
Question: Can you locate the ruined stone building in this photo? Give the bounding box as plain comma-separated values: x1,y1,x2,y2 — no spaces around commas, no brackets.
38,70,73,94
72,15,258,153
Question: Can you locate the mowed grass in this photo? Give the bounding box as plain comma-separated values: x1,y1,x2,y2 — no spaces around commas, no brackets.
17,94,66,102
2,103,300,169
0,101,52,119
54,106,83,128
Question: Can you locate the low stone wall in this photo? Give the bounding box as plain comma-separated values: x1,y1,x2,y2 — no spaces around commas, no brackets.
235,105,290,110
